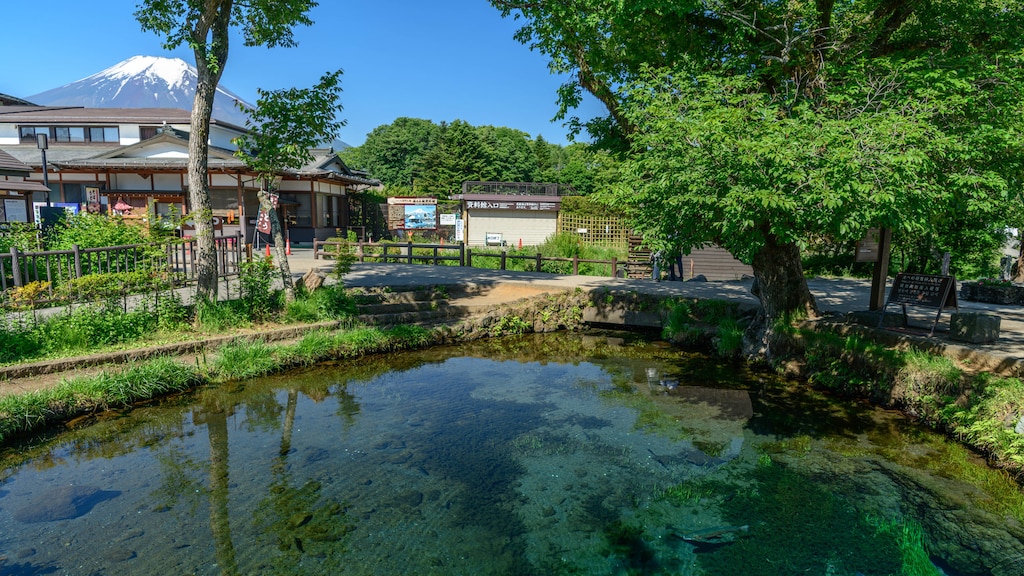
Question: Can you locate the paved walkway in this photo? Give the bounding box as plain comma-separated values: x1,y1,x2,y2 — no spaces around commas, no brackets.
289,248,1024,367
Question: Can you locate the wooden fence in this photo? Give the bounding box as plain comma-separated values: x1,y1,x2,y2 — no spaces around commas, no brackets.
1,232,245,300
314,240,623,278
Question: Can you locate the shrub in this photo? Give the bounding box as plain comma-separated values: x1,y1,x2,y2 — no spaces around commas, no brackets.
239,256,277,321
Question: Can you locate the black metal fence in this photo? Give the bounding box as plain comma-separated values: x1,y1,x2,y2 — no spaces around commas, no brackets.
1,232,245,300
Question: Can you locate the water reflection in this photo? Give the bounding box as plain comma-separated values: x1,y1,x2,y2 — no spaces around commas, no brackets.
0,332,1021,575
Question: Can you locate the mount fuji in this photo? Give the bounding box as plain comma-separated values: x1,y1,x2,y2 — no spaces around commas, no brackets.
27,55,255,128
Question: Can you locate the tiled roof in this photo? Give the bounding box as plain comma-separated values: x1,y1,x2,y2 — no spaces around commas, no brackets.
0,149,33,176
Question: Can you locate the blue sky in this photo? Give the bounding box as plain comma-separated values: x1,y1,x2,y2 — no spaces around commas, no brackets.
1,0,605,147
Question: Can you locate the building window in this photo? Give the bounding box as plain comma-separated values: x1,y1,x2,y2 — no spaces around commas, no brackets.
63,184,84,204
19,126,48,142
20,125,119,143
140,126,159,140
89,127,119,143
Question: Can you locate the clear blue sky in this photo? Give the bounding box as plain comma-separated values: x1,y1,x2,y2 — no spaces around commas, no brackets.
1,0,605,147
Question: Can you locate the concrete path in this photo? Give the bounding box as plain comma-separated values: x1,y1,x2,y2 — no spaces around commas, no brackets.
288,248,1024,365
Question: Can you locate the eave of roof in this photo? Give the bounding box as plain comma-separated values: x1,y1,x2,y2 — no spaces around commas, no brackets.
0,178,50,192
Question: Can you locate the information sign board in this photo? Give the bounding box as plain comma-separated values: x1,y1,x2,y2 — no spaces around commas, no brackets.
879,273,959,336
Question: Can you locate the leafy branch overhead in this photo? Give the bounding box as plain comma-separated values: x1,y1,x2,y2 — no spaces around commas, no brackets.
232,69,345,177
492,0,1024,355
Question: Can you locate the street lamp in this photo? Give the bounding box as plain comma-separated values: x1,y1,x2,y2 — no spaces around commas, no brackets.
36,133,50,207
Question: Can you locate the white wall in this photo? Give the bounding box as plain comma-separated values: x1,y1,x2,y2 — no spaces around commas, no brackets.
466,210,557,247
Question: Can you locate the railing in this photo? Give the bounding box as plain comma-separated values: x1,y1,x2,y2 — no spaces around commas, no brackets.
1,232,245,299
314,240,623,278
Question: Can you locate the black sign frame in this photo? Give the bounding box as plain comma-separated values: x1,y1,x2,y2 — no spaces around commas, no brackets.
878,273,959,336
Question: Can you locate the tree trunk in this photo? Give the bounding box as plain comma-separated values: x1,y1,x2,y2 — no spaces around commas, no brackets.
188,54,226,301
743,233,819,360
257,187,295,302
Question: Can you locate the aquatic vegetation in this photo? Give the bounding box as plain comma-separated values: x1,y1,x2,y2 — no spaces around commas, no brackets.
697,462,904,576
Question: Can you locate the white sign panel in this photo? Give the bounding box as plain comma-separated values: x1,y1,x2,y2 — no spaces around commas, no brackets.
4,199,28,222
455,218,464,242
439,213,457,226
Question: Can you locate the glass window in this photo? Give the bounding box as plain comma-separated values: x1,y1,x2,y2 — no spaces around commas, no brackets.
63,184,84,204
69,127,85,142
286,193,312,226
89,127,120,142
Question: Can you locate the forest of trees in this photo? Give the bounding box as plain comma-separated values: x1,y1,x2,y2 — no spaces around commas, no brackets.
338,117,618,198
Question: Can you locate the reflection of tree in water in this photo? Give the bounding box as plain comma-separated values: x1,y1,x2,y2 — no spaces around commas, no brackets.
192,400,241,576
254,389,355,572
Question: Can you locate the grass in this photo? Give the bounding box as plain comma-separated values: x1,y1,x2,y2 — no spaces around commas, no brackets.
0,322,437,443
0,357,203,442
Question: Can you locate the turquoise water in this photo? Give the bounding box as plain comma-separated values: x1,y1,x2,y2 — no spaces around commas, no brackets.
1,332,1022,575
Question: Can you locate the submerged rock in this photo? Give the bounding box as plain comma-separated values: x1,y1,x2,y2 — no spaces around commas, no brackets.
13,485,120,523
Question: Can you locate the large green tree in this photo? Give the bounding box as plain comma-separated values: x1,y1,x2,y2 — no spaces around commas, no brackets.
415,120,490,198
233,70,345,302
494,0,1024,356
135,0,317,300
339,117,439,190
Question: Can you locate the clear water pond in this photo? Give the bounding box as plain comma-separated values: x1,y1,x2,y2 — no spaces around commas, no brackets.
1,331,1022,575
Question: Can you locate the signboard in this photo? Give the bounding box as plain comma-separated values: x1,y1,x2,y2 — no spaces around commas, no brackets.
3,198,27,222
386,197,438,230
439,213,457,226
485,232,503,246
455,218,464,242
887,273,957,309
33,202,79,223
465,200,558,211
879,273,959,336
256,211,272,234
85,186,101,214
855,228,882,263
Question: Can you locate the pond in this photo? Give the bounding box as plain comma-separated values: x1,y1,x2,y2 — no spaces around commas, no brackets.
1,332,1022,576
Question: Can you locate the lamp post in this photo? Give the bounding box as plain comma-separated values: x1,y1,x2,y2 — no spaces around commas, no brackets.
36,133,50,207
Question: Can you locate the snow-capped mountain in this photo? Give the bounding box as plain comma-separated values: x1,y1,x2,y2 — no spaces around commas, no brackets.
28,55,255,128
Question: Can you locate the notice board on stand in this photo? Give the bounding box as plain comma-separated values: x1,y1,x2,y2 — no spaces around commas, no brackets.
879,273,959,336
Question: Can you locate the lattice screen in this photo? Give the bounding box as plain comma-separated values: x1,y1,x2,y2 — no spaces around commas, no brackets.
557,213,630,250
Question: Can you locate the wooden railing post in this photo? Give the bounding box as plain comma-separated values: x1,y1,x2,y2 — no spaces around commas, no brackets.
407,241,414,264
573,255,579,275
73,244,83,280
610,257,618,278
500,251,507,271
459,243,466,267
9,247,23,287
466,248,473,268
313,240,320,260
535,252,543,272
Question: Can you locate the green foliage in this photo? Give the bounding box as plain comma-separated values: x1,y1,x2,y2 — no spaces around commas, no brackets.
210,340,280,381
282,285,356,323
233,70,345,178
239,256,278,321
496,0,1024,323
339,117,440,188
193,297,250,332
44,212,149,251
0,357,203,443
329,237,358,284
716,318,744,357
0,221,41,252
804,332,905,400
490,315,531,337
939,374,1024,471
